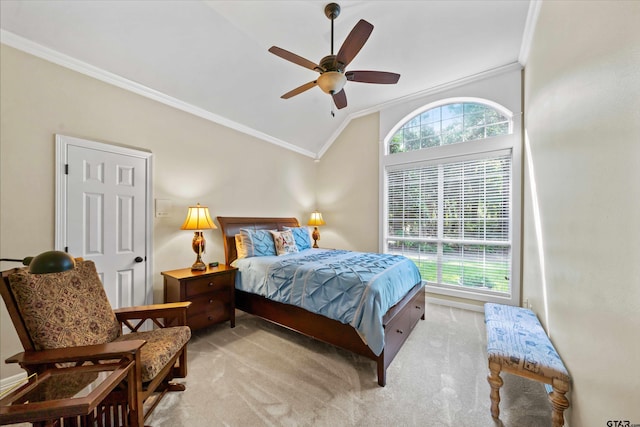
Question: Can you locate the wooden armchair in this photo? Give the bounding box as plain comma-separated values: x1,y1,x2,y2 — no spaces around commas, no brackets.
1,260,192,427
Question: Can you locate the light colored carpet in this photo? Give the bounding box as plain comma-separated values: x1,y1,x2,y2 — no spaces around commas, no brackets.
146,302,552,426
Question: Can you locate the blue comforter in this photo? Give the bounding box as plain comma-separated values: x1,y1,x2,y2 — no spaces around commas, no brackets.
234,249,422,355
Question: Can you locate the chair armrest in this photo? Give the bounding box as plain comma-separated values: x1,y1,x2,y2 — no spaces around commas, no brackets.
113,301,191,320
114,302,191,330
113,302,191,319
5,340,146,366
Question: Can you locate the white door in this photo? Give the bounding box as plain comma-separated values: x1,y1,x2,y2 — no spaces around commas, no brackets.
56,135,152,309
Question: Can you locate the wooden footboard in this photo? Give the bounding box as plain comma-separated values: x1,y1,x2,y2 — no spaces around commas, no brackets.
235,281,425,386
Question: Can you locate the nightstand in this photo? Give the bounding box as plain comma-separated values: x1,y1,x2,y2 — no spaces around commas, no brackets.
162,265,237,330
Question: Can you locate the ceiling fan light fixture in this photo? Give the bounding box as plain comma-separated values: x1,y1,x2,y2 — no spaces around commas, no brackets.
317,71,347,94
269,3,399,111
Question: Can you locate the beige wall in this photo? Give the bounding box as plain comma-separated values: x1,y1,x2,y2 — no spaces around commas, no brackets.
0,45,316,379
316,113,380,253
523,1,640,424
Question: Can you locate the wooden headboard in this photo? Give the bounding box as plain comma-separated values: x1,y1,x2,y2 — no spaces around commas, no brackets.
216,217,300,266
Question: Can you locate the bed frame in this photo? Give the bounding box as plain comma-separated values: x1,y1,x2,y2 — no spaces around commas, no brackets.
216,216,425,386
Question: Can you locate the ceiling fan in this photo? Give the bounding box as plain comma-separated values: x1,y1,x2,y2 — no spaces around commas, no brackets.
268,2,400,113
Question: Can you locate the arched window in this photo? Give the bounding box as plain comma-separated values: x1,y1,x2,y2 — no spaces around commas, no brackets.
382,98,520,303
388,102,510,154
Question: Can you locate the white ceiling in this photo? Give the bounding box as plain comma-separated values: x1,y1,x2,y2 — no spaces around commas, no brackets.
0,1,532,158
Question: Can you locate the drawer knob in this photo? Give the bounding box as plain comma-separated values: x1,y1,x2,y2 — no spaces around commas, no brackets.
416,305,422,310
209,299,214,304
208,282,213,287
396,329,404,334
208,316,213,321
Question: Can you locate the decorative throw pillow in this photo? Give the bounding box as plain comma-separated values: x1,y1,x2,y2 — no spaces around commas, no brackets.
270,230,299,256
283,226,313,250
235,234,248,259
239,228,277,257
8,260,121,350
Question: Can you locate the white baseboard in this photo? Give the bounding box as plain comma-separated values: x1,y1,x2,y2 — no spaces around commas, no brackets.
0,372,27,393
426,296,485,312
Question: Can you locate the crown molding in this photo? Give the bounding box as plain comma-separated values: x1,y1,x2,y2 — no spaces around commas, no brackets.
1,26,530,162
518,0,543,65
0,29,316,159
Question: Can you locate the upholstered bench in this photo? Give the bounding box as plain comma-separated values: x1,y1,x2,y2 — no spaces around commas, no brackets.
484,303,571,427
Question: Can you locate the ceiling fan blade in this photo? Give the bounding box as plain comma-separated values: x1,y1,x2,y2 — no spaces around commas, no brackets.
269,46,320,71
336,19,374,68
281,80,318,99
332,89,347,109
346,70,401,84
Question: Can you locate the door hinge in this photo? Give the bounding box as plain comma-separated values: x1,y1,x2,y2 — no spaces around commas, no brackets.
64,164,69,174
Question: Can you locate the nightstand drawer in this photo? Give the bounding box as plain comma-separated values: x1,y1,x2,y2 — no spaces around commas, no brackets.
188,292,231,315
185,274,233,298
188,303,231,330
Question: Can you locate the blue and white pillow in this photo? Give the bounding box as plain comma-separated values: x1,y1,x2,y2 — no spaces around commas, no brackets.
270,230,299,256
239,228,276,257
283,226,312,251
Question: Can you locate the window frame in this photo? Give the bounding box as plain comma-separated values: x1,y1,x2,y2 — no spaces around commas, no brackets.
380,97,522,306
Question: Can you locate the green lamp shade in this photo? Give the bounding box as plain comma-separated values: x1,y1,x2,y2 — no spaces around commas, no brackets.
28,251,76,274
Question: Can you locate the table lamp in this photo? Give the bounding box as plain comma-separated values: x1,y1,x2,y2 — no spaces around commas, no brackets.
307,211,326,248
180,203,217,270
1,251,76,274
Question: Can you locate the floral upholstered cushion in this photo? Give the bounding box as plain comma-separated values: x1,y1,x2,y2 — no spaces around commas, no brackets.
113,326,191,382
8,260,121,350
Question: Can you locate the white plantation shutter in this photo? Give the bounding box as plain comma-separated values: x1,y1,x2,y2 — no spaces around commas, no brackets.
386,154,512,293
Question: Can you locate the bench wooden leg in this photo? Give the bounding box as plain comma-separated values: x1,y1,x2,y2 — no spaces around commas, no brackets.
549,378,570,427
487,361,503,419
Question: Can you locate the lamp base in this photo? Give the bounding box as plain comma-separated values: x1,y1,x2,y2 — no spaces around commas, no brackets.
191,231,207,271
191,259,207,271
312,227,320,248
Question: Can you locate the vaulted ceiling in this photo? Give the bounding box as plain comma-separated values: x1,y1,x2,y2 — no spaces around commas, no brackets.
0,1,532,158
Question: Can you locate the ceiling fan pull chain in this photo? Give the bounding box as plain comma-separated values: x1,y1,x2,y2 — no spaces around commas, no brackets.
330,97,335,117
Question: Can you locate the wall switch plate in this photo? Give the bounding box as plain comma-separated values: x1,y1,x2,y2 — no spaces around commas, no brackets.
155,199,172,217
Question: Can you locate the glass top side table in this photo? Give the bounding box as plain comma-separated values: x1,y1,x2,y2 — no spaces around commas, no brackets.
0,359,133,426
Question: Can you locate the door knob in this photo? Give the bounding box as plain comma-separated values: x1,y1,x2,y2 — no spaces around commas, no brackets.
134,256,144,263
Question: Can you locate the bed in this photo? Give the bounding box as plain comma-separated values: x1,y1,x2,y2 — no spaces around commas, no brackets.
216,216,425,386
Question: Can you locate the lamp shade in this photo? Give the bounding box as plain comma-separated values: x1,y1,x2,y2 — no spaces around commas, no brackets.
307,211,326,226
28,251,76,274
180,203,217,230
